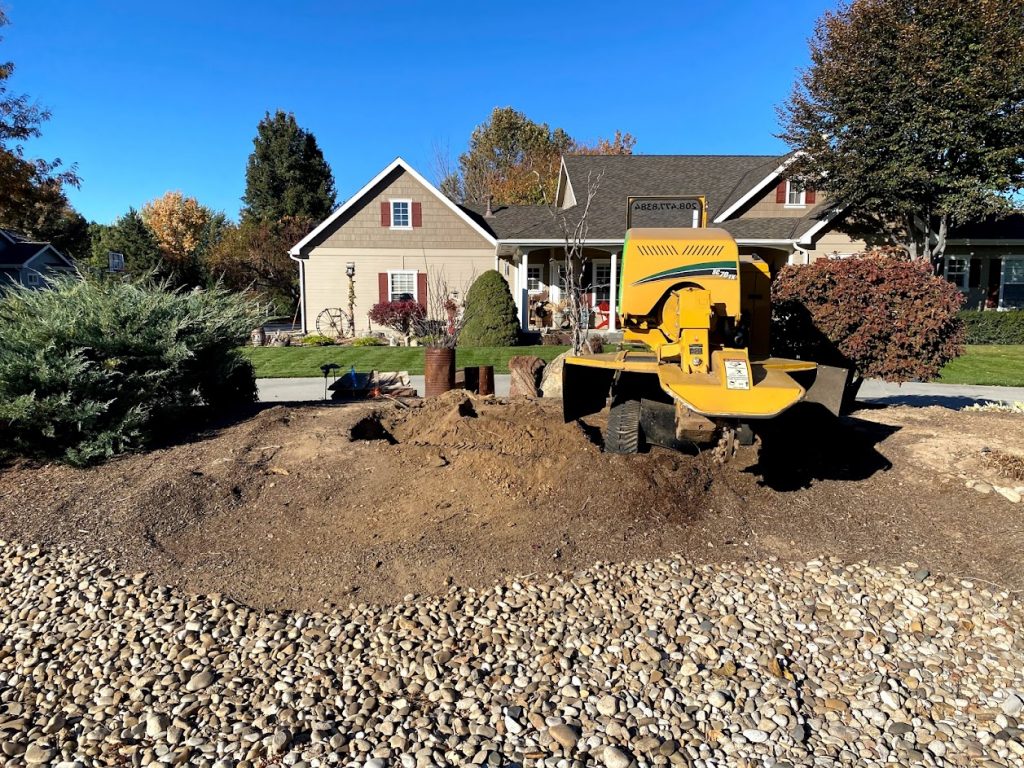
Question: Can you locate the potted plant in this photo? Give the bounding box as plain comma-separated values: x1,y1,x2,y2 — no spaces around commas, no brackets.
418,270,473,397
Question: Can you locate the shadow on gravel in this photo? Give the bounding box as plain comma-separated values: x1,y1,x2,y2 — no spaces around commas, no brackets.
860,394,994,409
746,403,898,491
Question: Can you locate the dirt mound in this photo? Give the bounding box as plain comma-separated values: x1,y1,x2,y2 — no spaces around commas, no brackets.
3,398,1024,611
0,397,713,610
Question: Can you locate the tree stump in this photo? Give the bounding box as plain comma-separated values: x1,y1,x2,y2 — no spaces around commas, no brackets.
539,351,568,398
508,355,545,397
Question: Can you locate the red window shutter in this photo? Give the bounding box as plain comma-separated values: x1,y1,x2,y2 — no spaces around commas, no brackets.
417,272,427,310
411,202,422,228
378,272,388,303
805,187,816,204
775,181,786,204
380,202,390,227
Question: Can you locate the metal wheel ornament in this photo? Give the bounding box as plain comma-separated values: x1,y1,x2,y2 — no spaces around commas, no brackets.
315,307,349,338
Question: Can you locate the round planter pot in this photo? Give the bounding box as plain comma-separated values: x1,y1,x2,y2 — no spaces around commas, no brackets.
424,348,456,398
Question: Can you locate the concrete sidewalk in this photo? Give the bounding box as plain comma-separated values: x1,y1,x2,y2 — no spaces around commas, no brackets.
257,375,512,402
258,375,1024,408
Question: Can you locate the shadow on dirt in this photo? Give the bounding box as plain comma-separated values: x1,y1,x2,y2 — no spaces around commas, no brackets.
746,403,899,491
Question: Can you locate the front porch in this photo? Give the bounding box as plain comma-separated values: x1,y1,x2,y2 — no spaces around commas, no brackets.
497,242,797,332
499,245,624,333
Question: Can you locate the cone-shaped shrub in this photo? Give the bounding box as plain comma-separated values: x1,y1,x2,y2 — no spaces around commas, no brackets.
0,274,266,465
459,270,520,346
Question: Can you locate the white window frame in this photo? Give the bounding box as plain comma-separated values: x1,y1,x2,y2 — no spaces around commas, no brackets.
999,256,1024,310
25,270,41,286
390,199,412,230
526,264,544,293
944,255,970,291
593,259,612,303
387,269,418,302
785,180,806,208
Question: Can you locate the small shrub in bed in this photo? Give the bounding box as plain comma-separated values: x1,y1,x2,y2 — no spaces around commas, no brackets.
368,300,424,342
0,275,265,466
302,334,336,346
352,335,385,347
772,252,965,382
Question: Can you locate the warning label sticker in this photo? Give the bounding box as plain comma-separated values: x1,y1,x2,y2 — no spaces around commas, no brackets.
724,359,750,390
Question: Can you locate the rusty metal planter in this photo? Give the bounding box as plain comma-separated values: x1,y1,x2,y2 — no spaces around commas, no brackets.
424,348,456,397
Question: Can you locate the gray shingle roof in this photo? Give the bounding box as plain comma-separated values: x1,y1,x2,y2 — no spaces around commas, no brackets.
459,204,557,240
461,154,831,242
0,229,52,266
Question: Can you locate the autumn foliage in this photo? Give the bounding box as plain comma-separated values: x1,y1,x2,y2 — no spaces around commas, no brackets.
368,300,425,339
772,252,965,382
141,191,212,268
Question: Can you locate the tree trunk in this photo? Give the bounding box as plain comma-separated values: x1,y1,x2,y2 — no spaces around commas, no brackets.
931,214,949,275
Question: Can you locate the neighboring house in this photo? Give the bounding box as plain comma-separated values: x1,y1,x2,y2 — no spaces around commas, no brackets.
0,229,76,289
291,154,1023,334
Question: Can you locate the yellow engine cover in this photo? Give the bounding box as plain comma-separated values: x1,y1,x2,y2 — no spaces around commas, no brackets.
619,227,741,323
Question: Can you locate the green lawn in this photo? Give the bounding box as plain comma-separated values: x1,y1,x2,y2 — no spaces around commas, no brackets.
937,345,1024,387
244,343,1024,387
243,344,570,378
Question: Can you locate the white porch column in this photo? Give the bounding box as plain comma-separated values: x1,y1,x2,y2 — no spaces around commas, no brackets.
609,250,618,332
520,250,530,330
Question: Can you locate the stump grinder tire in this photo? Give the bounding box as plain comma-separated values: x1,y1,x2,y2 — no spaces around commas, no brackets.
605,399,642,454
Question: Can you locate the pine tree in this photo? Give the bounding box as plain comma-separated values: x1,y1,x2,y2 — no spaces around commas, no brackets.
89,208,161,273
242,111,336,222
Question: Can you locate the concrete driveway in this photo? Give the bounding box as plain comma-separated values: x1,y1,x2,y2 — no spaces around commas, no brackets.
257,375,1024,408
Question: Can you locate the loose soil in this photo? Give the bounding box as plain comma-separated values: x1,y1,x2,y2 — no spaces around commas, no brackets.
1,392,1022,611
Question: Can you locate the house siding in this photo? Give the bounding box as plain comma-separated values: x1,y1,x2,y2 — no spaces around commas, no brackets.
313,168,493,251
734,183,820,220
303,250,493,334
806,230,869,258
300,167,495,334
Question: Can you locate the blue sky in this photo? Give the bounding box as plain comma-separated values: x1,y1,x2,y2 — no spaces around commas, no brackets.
4,0,836,224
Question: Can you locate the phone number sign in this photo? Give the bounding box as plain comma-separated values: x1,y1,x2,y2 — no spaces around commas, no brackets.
627,196,707,229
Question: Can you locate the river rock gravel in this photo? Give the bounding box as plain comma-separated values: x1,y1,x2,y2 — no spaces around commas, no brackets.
1,538,1023,767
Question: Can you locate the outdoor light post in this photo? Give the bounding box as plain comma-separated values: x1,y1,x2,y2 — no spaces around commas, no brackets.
346,262,356,337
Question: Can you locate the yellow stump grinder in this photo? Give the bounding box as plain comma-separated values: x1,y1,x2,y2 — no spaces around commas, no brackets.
563,221,841,459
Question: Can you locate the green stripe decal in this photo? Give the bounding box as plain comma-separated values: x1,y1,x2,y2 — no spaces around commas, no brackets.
632,260,737,286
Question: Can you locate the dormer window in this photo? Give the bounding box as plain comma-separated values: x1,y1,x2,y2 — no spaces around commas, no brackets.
390,200,411,229
786,180,806,207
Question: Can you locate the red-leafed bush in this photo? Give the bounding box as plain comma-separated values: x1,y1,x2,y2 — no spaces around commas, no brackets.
772,253,965,382
369,300,425,339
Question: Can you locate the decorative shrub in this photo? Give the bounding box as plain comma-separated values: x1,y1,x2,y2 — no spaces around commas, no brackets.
302,334,335,346
459,270,520,347
772,254,965,382
368,300,425,340
959,309,1024,345
0,275,265,466
352,335,385,347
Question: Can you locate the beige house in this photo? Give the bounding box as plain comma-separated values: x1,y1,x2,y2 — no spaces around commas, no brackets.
289,158,497,335
291,154,1023,334
0,229,76,289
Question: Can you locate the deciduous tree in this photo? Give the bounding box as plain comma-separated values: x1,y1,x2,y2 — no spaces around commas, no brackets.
141,192,222,287
242,110,336,222
779,0,1024,269
0,10,85,255
205,216,312,314
446,107,635,205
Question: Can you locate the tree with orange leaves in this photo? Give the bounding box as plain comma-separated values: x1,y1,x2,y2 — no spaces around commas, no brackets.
141,191,223,287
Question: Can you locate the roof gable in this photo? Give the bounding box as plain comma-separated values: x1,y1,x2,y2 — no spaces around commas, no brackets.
290,157,496,256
